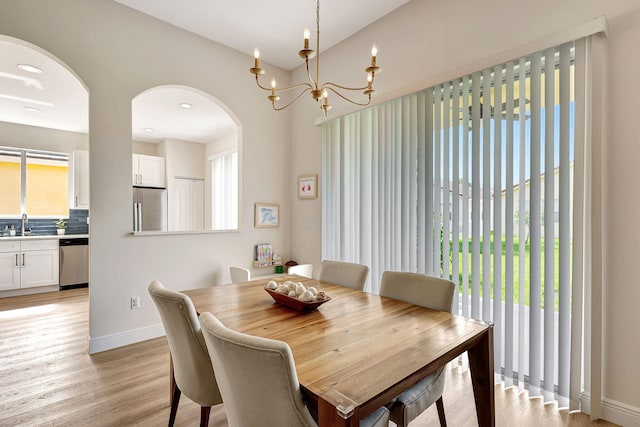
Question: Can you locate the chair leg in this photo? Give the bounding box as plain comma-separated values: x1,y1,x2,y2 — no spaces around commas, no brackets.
168,382,181,427
200,406,211,427
436,396,447,427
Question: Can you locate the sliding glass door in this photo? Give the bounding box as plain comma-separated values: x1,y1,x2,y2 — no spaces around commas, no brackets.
323,42,576,404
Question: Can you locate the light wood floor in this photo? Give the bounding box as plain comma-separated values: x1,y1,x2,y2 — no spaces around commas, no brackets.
0,288,618,427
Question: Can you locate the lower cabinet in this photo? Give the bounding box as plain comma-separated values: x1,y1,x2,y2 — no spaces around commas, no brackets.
0,247,21,291
0,239,59,291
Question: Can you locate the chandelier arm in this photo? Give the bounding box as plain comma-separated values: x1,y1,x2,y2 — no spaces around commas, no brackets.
305,59,317,87
272,87,313,111
324,86,372,107
256,76,313,93
255,76,270,91
322,82,371,92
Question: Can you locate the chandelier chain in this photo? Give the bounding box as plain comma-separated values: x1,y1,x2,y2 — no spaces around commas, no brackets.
315,0,320,87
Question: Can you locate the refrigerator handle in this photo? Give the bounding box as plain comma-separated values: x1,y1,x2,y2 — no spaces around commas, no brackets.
133,202,139,231
138,202,142,231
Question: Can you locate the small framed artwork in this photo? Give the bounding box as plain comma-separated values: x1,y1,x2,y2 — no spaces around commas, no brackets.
298,174,318,199
254,203,280,228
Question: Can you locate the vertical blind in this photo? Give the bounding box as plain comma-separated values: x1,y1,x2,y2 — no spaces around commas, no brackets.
210,151,238,230
322,43,576,404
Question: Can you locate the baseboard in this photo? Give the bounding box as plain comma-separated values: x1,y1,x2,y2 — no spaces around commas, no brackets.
580,391,640,426
88,323,165,354
0,285,59,298
603,398,640,426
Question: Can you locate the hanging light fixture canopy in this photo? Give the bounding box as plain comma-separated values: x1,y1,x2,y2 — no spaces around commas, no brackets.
249,0,381,117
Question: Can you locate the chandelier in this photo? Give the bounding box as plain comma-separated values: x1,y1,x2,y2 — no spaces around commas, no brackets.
249,0,381,117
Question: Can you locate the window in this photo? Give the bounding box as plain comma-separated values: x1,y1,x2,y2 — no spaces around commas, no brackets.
0,147,69,217
210,150,238,230
323,43,577,404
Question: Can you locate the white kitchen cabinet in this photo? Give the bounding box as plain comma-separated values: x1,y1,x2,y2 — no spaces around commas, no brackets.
0,239,59,291
70,149,90,209
0,241,21,291
133,154,165,187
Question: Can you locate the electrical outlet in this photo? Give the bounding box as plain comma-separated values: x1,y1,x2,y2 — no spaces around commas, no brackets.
130,296,141,309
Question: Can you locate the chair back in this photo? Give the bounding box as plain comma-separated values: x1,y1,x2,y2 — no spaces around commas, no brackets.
229,266,251,284
380,271,455,313
148,280,222,406
318,260,369,291
199,312,317,427
288,263,313,278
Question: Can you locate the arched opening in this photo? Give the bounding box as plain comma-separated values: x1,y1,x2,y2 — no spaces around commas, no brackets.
0,37,90,292
131,85,241,232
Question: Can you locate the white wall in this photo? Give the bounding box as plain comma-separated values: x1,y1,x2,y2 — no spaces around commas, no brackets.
207,132,237,155
0,121,88,154
161,139,206,180
288,0,640,422
0,0,291,352
132,140,158,156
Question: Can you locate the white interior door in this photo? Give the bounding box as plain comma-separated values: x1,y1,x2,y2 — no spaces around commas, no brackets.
171,178,204,231
190,179,204,230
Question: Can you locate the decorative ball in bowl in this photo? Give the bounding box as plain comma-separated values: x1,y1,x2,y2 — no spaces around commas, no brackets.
264,280,330,312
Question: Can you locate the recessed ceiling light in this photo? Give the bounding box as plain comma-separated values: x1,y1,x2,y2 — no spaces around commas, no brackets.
17,64,43,74
24,106,41,112
143,128,154,132
179,103,192,109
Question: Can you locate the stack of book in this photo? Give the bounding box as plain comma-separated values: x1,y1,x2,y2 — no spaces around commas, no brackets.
254,243,282,267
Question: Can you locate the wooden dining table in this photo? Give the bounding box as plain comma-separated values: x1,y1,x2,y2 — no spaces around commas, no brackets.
184,275,494,427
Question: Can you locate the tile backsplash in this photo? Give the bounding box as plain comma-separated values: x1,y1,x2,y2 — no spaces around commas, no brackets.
0,209,89,236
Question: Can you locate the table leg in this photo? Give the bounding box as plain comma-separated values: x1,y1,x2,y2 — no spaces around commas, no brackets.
467,327,495,427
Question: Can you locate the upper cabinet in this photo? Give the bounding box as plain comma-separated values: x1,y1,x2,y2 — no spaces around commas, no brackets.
70,150,89,209
133,154,165,188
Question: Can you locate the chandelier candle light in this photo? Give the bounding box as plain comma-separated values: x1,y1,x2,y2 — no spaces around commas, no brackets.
249,0,381,117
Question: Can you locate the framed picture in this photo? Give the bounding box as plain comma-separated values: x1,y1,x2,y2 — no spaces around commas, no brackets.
298,174,318,199
254,203,280,228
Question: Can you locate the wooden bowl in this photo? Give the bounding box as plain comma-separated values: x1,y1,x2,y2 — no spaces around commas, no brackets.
264,287,331,312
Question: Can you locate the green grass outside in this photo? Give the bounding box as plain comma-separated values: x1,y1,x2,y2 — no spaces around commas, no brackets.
442,233,567,311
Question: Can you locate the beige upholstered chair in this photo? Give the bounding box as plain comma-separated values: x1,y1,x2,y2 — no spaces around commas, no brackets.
148,281,222,427
379,271,455,427
380,271,455,427
199,312,390,427
229,266,250,284
287,263,313,278
318,260,369,291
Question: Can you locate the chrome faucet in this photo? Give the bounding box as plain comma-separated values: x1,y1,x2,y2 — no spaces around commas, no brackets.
21,213,28,236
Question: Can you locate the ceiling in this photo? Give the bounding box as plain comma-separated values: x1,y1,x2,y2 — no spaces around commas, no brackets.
113,0,410,71
0,0,409,142
132,86,236,143
0,39,88,134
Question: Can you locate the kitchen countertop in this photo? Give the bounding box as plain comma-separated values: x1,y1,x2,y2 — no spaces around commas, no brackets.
0,234,89,241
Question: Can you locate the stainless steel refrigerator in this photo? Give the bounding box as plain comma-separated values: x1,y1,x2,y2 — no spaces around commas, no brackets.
133,187,167,232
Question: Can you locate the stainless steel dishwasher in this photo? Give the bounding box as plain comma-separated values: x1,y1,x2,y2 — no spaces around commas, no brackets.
59,237,89,289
